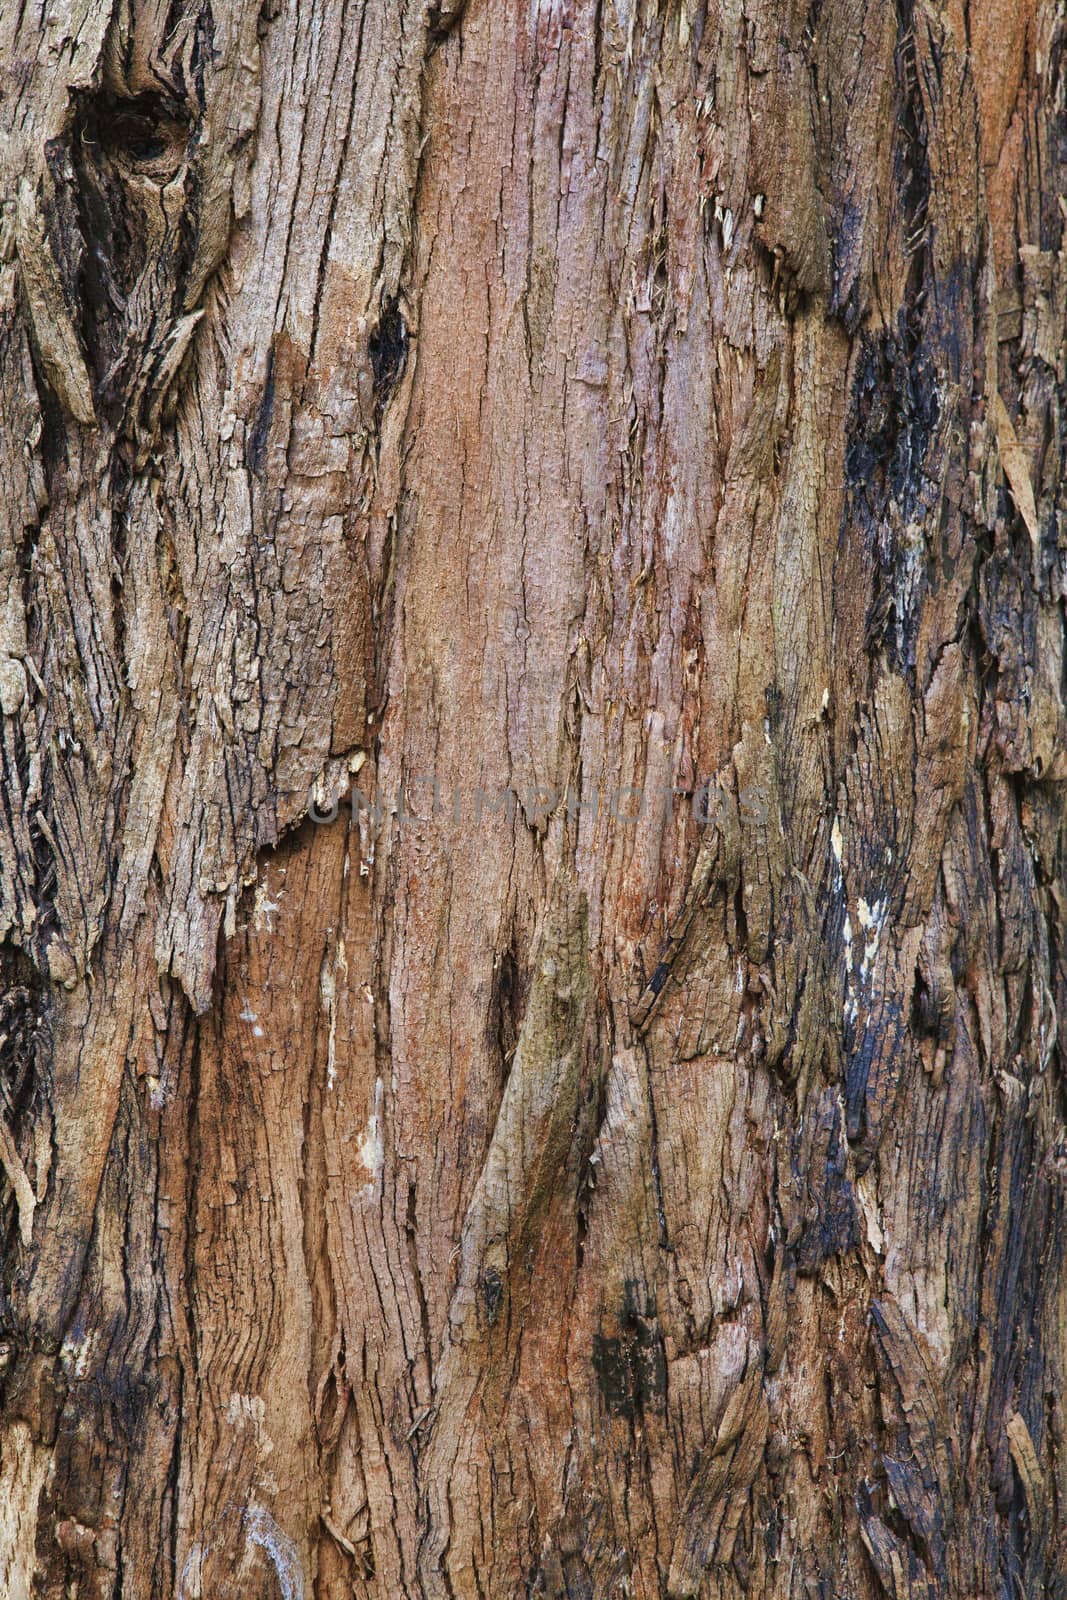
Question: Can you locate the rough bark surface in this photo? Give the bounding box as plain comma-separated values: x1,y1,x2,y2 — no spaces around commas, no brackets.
1,0,1066,1596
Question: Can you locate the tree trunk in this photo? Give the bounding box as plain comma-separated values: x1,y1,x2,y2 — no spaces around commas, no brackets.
1,0,1066,1595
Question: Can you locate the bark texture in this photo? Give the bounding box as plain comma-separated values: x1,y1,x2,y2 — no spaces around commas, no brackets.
1,0,1067,1596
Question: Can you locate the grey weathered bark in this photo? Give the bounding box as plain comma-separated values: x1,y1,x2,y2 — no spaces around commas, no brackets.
1,0,1066,1596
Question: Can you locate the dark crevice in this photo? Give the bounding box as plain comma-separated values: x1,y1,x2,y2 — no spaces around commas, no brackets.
427,0,467,47
369,299,409,425
0,951,52,1375
488,940,527,1097
640,1040,671,1253
24,351,70,489
246,345,275,479
109,443,134,672
89,92,192,177
188,5,217,110
0,948,51,1164
574,1053,610,1273
836,0,940,684
67,82,196,418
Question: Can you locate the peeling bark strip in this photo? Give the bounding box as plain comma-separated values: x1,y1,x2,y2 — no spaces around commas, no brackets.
1,0,1066,1595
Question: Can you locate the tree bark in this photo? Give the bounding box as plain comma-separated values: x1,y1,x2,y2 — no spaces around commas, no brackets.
1,0,1066,1595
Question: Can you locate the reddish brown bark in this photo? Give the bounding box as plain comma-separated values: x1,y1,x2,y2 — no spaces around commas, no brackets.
1,1,1066,1596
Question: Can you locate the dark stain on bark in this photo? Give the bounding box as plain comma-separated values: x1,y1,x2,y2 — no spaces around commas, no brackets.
793,1091,860,1272
593,1283,667,1419
843,318,940,676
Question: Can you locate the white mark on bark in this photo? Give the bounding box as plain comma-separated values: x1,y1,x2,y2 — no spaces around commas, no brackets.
856,895,888,985
179,1504,301,1598
842,911,856,1022
856,1168,885,1255
319,939,347,1090
59,1328,95,1380
226,1393,274,1455
678,0,690,48
245,1505,304,1600
358,1077,384,1189
252,880,282,933
179,1542,206,1599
